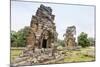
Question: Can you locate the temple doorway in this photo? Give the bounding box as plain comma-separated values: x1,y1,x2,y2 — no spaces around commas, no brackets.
42,39,47,48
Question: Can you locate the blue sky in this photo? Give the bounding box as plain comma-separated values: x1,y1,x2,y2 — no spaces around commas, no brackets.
11,1,95,40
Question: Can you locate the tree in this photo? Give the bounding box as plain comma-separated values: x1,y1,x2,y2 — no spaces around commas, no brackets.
11,31,17,47
57,39,64,47
78,32,90,47
88,37,95,46
11,26,30,47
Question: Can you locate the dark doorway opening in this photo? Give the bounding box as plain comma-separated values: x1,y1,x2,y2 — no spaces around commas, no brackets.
42,39,47,48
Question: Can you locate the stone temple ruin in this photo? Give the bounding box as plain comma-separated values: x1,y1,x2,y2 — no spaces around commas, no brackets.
63,26,77,50
11,4,78,66
11,4,60,66
26,4,58,49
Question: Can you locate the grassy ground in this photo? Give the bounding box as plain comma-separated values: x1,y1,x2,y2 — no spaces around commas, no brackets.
11,48,23,62
63,47,95,63
63,50,95,63
10,47,95,63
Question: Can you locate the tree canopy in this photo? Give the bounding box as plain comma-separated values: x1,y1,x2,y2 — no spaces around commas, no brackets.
11,26,30,47
78,32,90,47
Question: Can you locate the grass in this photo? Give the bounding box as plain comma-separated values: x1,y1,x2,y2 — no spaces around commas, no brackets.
11,48,23,62
63,47,95,63
64,51,95,63
10,47,95,63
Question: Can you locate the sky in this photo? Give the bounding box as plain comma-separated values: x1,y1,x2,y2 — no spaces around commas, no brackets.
11,1,95,40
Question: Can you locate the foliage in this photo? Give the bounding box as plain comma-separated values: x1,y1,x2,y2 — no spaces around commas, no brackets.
78,32,90,47
11,31,17,47
11,26,30,47
57,39,65,47
88,37,95,46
